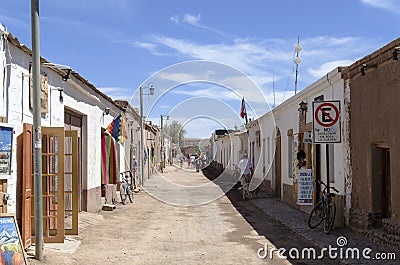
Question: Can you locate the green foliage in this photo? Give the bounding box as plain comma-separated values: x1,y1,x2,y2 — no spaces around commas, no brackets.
163,120,186,144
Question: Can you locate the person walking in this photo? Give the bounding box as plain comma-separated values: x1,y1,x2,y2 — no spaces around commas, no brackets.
238,153,253,183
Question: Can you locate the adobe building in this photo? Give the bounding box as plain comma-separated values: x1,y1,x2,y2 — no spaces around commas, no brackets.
0,27,128,246
342,38,400,246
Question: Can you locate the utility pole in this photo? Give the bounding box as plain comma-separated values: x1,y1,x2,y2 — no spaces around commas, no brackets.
31,0,43,260
139,87,144,186
294,36,302,94
160,115,164,172
160,115,169,172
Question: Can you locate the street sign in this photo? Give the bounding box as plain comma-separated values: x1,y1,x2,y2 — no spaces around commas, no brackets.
303,131,312,143
312,101,341,143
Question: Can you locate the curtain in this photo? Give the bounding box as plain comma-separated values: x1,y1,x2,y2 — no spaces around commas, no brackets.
101,132,119,184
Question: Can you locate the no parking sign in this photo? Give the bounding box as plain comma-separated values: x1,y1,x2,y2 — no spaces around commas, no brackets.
312,101,341,143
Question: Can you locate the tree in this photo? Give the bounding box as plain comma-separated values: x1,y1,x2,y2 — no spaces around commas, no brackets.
164,120,186,145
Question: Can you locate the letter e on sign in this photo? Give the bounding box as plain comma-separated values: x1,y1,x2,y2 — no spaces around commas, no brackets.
312,101,341,143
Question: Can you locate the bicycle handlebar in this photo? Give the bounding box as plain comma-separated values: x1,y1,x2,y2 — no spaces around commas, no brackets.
315,179,339,193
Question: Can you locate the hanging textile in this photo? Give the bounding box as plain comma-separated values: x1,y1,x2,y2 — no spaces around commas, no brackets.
106,114,128,143
101,132,119,184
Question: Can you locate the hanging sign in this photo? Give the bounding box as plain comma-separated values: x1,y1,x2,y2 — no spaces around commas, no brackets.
297,169,314,205
312,101,341,143
0,125,13,176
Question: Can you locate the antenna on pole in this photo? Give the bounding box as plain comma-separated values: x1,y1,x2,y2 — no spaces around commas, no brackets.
294,36,302,94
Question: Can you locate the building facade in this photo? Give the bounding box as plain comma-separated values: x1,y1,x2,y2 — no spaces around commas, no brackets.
248,68,348,227
0,28,134,246
342,37,400,246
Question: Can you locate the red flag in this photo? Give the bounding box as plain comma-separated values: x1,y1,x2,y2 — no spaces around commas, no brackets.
240,97,246,118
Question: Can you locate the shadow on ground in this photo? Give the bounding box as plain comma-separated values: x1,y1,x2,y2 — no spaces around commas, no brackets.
201,165,344,265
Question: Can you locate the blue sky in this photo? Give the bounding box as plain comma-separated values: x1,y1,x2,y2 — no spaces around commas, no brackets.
1,0,400,138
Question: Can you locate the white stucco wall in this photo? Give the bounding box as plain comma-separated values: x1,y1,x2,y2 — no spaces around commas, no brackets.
212,132,241,171
248,68,347,197
0,34,126,213
63,77,124,190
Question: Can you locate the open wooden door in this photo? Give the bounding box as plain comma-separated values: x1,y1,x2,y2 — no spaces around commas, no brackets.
31,127,65,243
64,130,79,235
21,123,33,249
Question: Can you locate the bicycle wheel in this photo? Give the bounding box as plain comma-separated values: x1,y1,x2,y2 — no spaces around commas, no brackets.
308,201,324,229
120,183,127,205
323,201,336,234
127,187,133,203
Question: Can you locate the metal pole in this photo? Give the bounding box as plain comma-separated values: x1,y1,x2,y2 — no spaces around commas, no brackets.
160,115,163,172
326,144,330,192
140,87,144,186
295,36,300,95
31,0,43,260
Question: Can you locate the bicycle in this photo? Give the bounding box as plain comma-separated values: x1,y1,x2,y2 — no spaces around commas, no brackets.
308,179,339,234
119,171,134,205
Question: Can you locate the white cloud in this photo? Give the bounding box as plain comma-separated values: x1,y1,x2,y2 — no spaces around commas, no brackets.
133,41,167,56
171,87,238,101
98,86,132,100
170,15,179,24
133,34,383,117
307,60,352,79
155,72,202,83
142,35,379,85
170,13,225,36
182,14,201,25
361,0,400,15
151,36,272,75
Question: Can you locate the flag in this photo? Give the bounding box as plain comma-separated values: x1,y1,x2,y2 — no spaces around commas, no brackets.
240,97,248,124
106,114,128,143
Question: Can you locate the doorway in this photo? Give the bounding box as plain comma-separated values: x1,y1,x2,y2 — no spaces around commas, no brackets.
372,145,391,222
64,110,83,211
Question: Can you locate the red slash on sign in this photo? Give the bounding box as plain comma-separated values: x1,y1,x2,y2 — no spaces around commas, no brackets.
314,102,339,127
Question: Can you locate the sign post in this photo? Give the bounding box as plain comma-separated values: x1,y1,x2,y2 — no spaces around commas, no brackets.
313,101,341,144
312,101,341,197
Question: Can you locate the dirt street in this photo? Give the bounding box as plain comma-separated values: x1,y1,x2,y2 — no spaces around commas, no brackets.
27,165,333,265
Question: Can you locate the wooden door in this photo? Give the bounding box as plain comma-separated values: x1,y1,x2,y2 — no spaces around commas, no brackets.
21,123,33,249
64,130,79,235
31,127,65,243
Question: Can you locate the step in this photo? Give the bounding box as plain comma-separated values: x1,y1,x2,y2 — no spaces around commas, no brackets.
102,204,116,211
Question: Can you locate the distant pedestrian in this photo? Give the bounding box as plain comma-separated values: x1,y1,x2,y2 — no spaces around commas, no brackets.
132,155,138,189
238,153,253,183
195,157,201,172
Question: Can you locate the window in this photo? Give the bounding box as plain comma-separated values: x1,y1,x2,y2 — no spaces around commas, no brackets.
256,131,261,147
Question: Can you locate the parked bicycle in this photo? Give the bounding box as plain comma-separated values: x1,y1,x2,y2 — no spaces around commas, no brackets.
120,171,134,205
308,179,339,234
